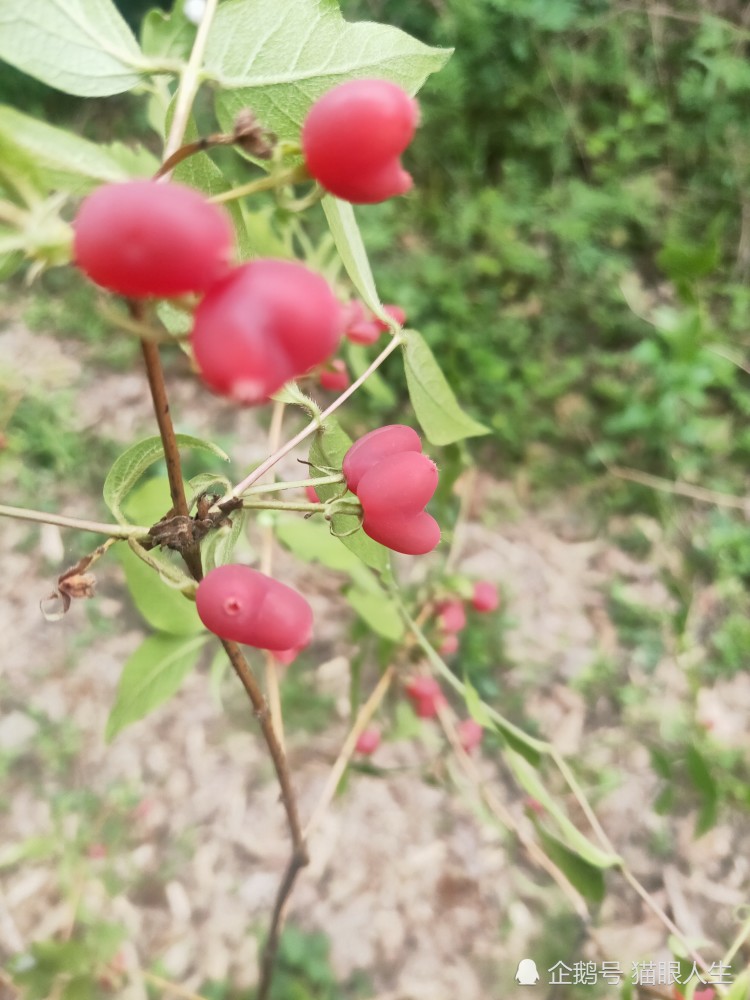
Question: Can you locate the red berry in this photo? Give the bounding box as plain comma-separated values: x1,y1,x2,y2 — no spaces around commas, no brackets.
355,727,381,755
302,79,419,204
374,304,407,331
405,677,446,719
305,485,320,503
319,359,350,391
439,633,459,656
346,319,382,346
190,260,340,405
472,581,499,613
438,600,466,634
363,510,440,556
196,565,313,651
358,451,440,555
456,719,483,754
343,424,422,494
74,180,233,298
270,647,299,665
339,299,366,330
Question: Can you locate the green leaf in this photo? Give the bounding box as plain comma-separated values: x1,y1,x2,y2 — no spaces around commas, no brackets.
536,827,606,904
201,509,249,573
0,105,158,194
724,971,750,1000
506,752,621,869
274,514,376,590
117,544,201,635
141,1,196,60
188,471,233,500
402,330,489,445
106,633,208,741
0,0,152,97
345,587,404,641
309,419,390,574
208,0,452,142
103,434,230,525
322,198,382,316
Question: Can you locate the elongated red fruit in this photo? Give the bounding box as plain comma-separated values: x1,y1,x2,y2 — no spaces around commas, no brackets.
74,180,233,297
196,565,313,651
302,79,419,204
342,424,422,493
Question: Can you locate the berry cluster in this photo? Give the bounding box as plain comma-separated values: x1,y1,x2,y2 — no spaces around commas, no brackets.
343,425,440,555
435,581,500,656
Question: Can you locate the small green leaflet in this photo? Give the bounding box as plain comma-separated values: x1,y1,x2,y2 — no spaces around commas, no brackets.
0,0,156,97
0,105,158,195
141,1,196,61
106,633,209,741
103,434,230,525
535,827,606,904
201,509,249,573
322,198,382,317
207,0,452,142
402,330,489,446
117,544,201,635
309,419,390,574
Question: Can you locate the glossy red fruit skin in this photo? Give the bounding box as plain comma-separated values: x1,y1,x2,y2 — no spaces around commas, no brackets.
438,599,466,634
457,718,484,754
343,424,422,494
196,565,313,651
319,359,350,391
74,181,233,298
346,319,382,345
472,581,499,613
357,451,438,515
363,508,440,555
191,260,340,405
302,79,419,204
355,727,381,755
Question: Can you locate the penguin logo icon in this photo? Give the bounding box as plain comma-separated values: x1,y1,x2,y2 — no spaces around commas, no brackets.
515,959,540,985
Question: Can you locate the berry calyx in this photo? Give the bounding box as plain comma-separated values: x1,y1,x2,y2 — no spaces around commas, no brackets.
190,259,340,405
74,180,233,298
355,727,381,755
405,676,446,719
196,565,313,651
472,581,499,613
302,79,419,204
343,424,422,494
456,719,484,754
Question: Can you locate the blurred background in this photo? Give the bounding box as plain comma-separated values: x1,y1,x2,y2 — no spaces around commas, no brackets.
1,1,750,998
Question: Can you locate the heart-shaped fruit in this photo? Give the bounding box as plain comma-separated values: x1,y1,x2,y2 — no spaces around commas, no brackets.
343,425,422,494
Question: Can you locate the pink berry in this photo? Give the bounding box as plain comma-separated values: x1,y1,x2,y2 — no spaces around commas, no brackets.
319,359,350,391
374,304,407,331
358,451,440,555
190,259,340,405
438,600,466,634
305,485,320,503
74,180,233,298
405,676,446,719
472,581,499,613
343,424,422,494
456,719,483,754
196,565,313,651
270,647,299,665
346,319,382,345
355,727,381,755
439,633,459,656
302,79,419,204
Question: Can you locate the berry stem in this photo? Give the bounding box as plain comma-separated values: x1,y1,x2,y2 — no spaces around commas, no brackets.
239,499,357,513
223,332,405,503
208,163,310,204
261,399,287,751
240,473,343,496
0,503,150,539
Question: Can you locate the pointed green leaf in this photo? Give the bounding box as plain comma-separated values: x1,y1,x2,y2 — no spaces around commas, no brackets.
208,0,452,142
0,0,152,97
345,587,404,641
201,509,249,573
106,633,208,741
507,752,621,869
0,105,158,194
141,1,196,61
402,330,489,445
536,827,606,904
274,514,376,590
322,197,381,316
117,544,201,635
103,434,230,525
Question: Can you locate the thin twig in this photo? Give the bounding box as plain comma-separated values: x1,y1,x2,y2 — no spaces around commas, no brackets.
209,164,309,204
610,465,749,511
139,337,203,580
262,400,287,750
219,640,308,1000
304,666,395,838
222,333,404,505
0,503,148,538
240,473,343,497
162,0,219,163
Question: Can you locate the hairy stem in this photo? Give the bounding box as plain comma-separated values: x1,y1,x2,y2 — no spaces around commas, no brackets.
0,503,149,539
